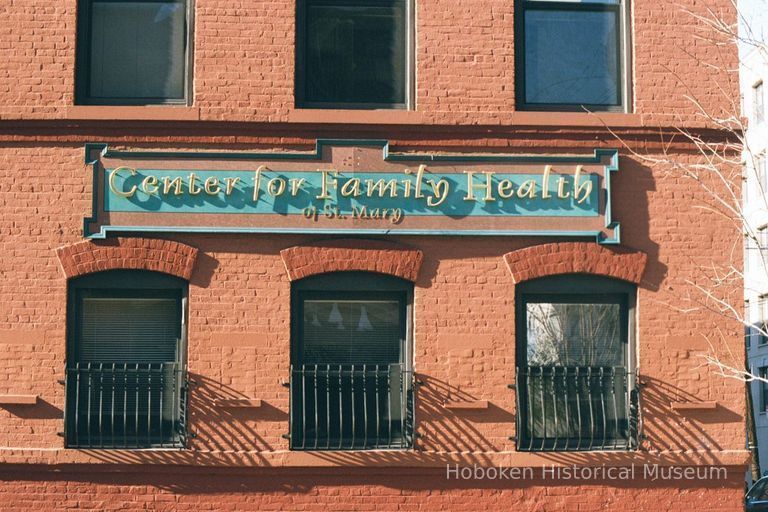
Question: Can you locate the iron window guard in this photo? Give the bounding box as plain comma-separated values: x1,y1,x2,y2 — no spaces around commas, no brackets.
514,365,639,451
64,362,188,449
288,363,414,450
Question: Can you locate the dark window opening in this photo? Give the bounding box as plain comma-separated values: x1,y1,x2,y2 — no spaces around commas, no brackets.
296,0,410,109
515,274,638,451
515,0,627,111
76,0,191,105
65,270,188,449
760,367,768,413
289,272,414,450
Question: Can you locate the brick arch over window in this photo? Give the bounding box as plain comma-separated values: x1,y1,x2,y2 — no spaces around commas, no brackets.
504,242,647,285
280,239,424,282
56,238,198,280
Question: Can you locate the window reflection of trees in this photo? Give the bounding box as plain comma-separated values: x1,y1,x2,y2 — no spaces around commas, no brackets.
526,303,621,367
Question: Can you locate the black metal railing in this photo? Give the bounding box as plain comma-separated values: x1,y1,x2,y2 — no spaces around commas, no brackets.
65,362,188,449
289,363,414,450
515,366,638,451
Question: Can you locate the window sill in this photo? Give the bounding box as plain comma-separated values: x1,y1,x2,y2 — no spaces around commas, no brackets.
66,105,200,121
60,106,645,128
286,109,643,128
507,111,642,128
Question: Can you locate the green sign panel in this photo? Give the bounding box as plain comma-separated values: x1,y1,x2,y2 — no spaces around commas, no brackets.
84,140,620,243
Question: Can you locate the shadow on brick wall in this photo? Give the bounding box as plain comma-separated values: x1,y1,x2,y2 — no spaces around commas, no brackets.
82,373,285,467
0,399,61,420
639,376,741,457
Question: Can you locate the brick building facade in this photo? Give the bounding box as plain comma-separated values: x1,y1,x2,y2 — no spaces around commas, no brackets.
0,0,748,510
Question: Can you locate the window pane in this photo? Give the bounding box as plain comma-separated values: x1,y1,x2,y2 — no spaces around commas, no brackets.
526,302,622,366
304,0,406,105
89,2,186,100
761,154,768,189
79,297,179,362
524,9,619,106
761,367,768,412
302,300,401,364
754,153,764,196
760,232,768,274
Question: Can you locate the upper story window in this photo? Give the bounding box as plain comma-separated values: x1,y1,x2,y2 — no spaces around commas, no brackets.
754,153,768,201
75,0,192,105
65,270,188,449
296,0,412,109
289,272,414,450
754,81,765,125
515,0,628,111
760,367,768,412
759,227,768,265
515,274,638,451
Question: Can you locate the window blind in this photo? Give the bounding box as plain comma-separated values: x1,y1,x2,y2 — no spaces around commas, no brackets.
78,297,179,363
88,1,186,100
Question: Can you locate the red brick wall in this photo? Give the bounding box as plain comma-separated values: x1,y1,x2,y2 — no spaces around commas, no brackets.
0,0,746,508
0,140,746,481
0,467,749,512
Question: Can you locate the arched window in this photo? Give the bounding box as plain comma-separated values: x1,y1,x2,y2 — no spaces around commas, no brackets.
515,274,638,451
289,271,414,450
65,270,188,449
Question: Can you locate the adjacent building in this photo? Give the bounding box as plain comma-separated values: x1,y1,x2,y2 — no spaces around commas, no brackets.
743,35,768,481
0,0,748,510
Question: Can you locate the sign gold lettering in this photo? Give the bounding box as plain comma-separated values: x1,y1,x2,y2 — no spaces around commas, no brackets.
108,167,137,198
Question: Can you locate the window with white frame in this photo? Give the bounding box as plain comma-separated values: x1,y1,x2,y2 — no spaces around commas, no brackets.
760,295,768,346
758,226,768,264
755,81,765,125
